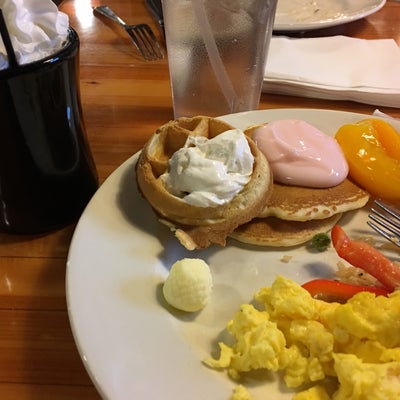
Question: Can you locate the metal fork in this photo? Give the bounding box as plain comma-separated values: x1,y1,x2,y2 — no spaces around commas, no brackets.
93,5,163,61
368,200,400,248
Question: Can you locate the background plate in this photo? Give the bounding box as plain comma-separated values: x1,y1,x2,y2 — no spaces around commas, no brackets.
274,0,386,31
67,108,399,400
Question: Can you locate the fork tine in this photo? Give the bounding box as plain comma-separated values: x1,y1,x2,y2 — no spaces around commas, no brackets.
374,200,400,222
125,28,149,60
368,215,400,241
132,26,156,61
369,213,400,235
93,6,162,61
143,25,164,59
134,24,164,60
368,200,400,248
367,220,400,247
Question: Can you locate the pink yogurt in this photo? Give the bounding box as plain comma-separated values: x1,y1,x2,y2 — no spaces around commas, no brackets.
252,119,349,188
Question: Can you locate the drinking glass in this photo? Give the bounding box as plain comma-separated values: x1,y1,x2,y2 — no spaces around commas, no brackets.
163,0,277,118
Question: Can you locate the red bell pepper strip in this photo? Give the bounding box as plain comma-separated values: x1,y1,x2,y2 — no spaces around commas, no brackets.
302,279,389,303
331,224,400,292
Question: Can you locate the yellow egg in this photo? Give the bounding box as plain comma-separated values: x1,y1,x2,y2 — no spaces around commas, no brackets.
292,385,330,400
206,275,400,399
230,385,252,400
334,354,400,399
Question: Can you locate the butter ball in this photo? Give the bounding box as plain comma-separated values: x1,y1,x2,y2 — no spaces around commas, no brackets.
163,258,213,312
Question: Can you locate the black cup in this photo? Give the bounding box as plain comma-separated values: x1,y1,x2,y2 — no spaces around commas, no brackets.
0,27,98,234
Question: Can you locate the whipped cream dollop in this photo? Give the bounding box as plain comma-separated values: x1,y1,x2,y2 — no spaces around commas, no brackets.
0,0,69,69
161,129,254,207
252,119,348,188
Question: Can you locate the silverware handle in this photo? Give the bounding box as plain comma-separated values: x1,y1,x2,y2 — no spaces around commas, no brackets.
93,5,126,27
144,0,164,37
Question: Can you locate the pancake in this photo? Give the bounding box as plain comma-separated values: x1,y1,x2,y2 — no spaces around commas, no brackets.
259,179,370,221
136,116,273,250
229,122,369,248
230,213,343,247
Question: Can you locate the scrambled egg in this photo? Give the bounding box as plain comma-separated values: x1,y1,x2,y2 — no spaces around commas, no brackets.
205,275,400,399
230,385,252,400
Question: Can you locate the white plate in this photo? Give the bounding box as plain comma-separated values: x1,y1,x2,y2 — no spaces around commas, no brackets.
67,108,399,400
274,0,386,31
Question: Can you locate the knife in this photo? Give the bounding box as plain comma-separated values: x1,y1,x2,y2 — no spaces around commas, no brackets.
144,0,165,39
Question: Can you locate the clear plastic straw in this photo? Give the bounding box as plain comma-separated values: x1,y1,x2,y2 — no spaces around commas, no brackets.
0,8,18,68
191,1,238,111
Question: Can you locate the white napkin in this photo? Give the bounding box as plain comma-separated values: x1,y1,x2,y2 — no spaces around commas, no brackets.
0,0,69,69
263,36,400,108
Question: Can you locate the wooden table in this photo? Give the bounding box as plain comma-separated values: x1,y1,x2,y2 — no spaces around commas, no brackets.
1,0,399,398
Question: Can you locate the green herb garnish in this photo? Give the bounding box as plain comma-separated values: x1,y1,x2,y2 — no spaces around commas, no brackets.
309,233,331,252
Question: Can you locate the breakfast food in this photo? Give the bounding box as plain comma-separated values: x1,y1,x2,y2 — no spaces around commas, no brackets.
206,226,400,398
230,178,369,246
230,213,342,247
136,116,273,250
231,385,252,400
335,118,400,202
252,119,349,188
229,120,369,247
331,224,400,292
205,275,400,399
258,179,370,221
163,258,212,312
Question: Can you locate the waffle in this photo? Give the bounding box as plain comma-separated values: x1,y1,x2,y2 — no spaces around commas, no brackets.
136,116,273,250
